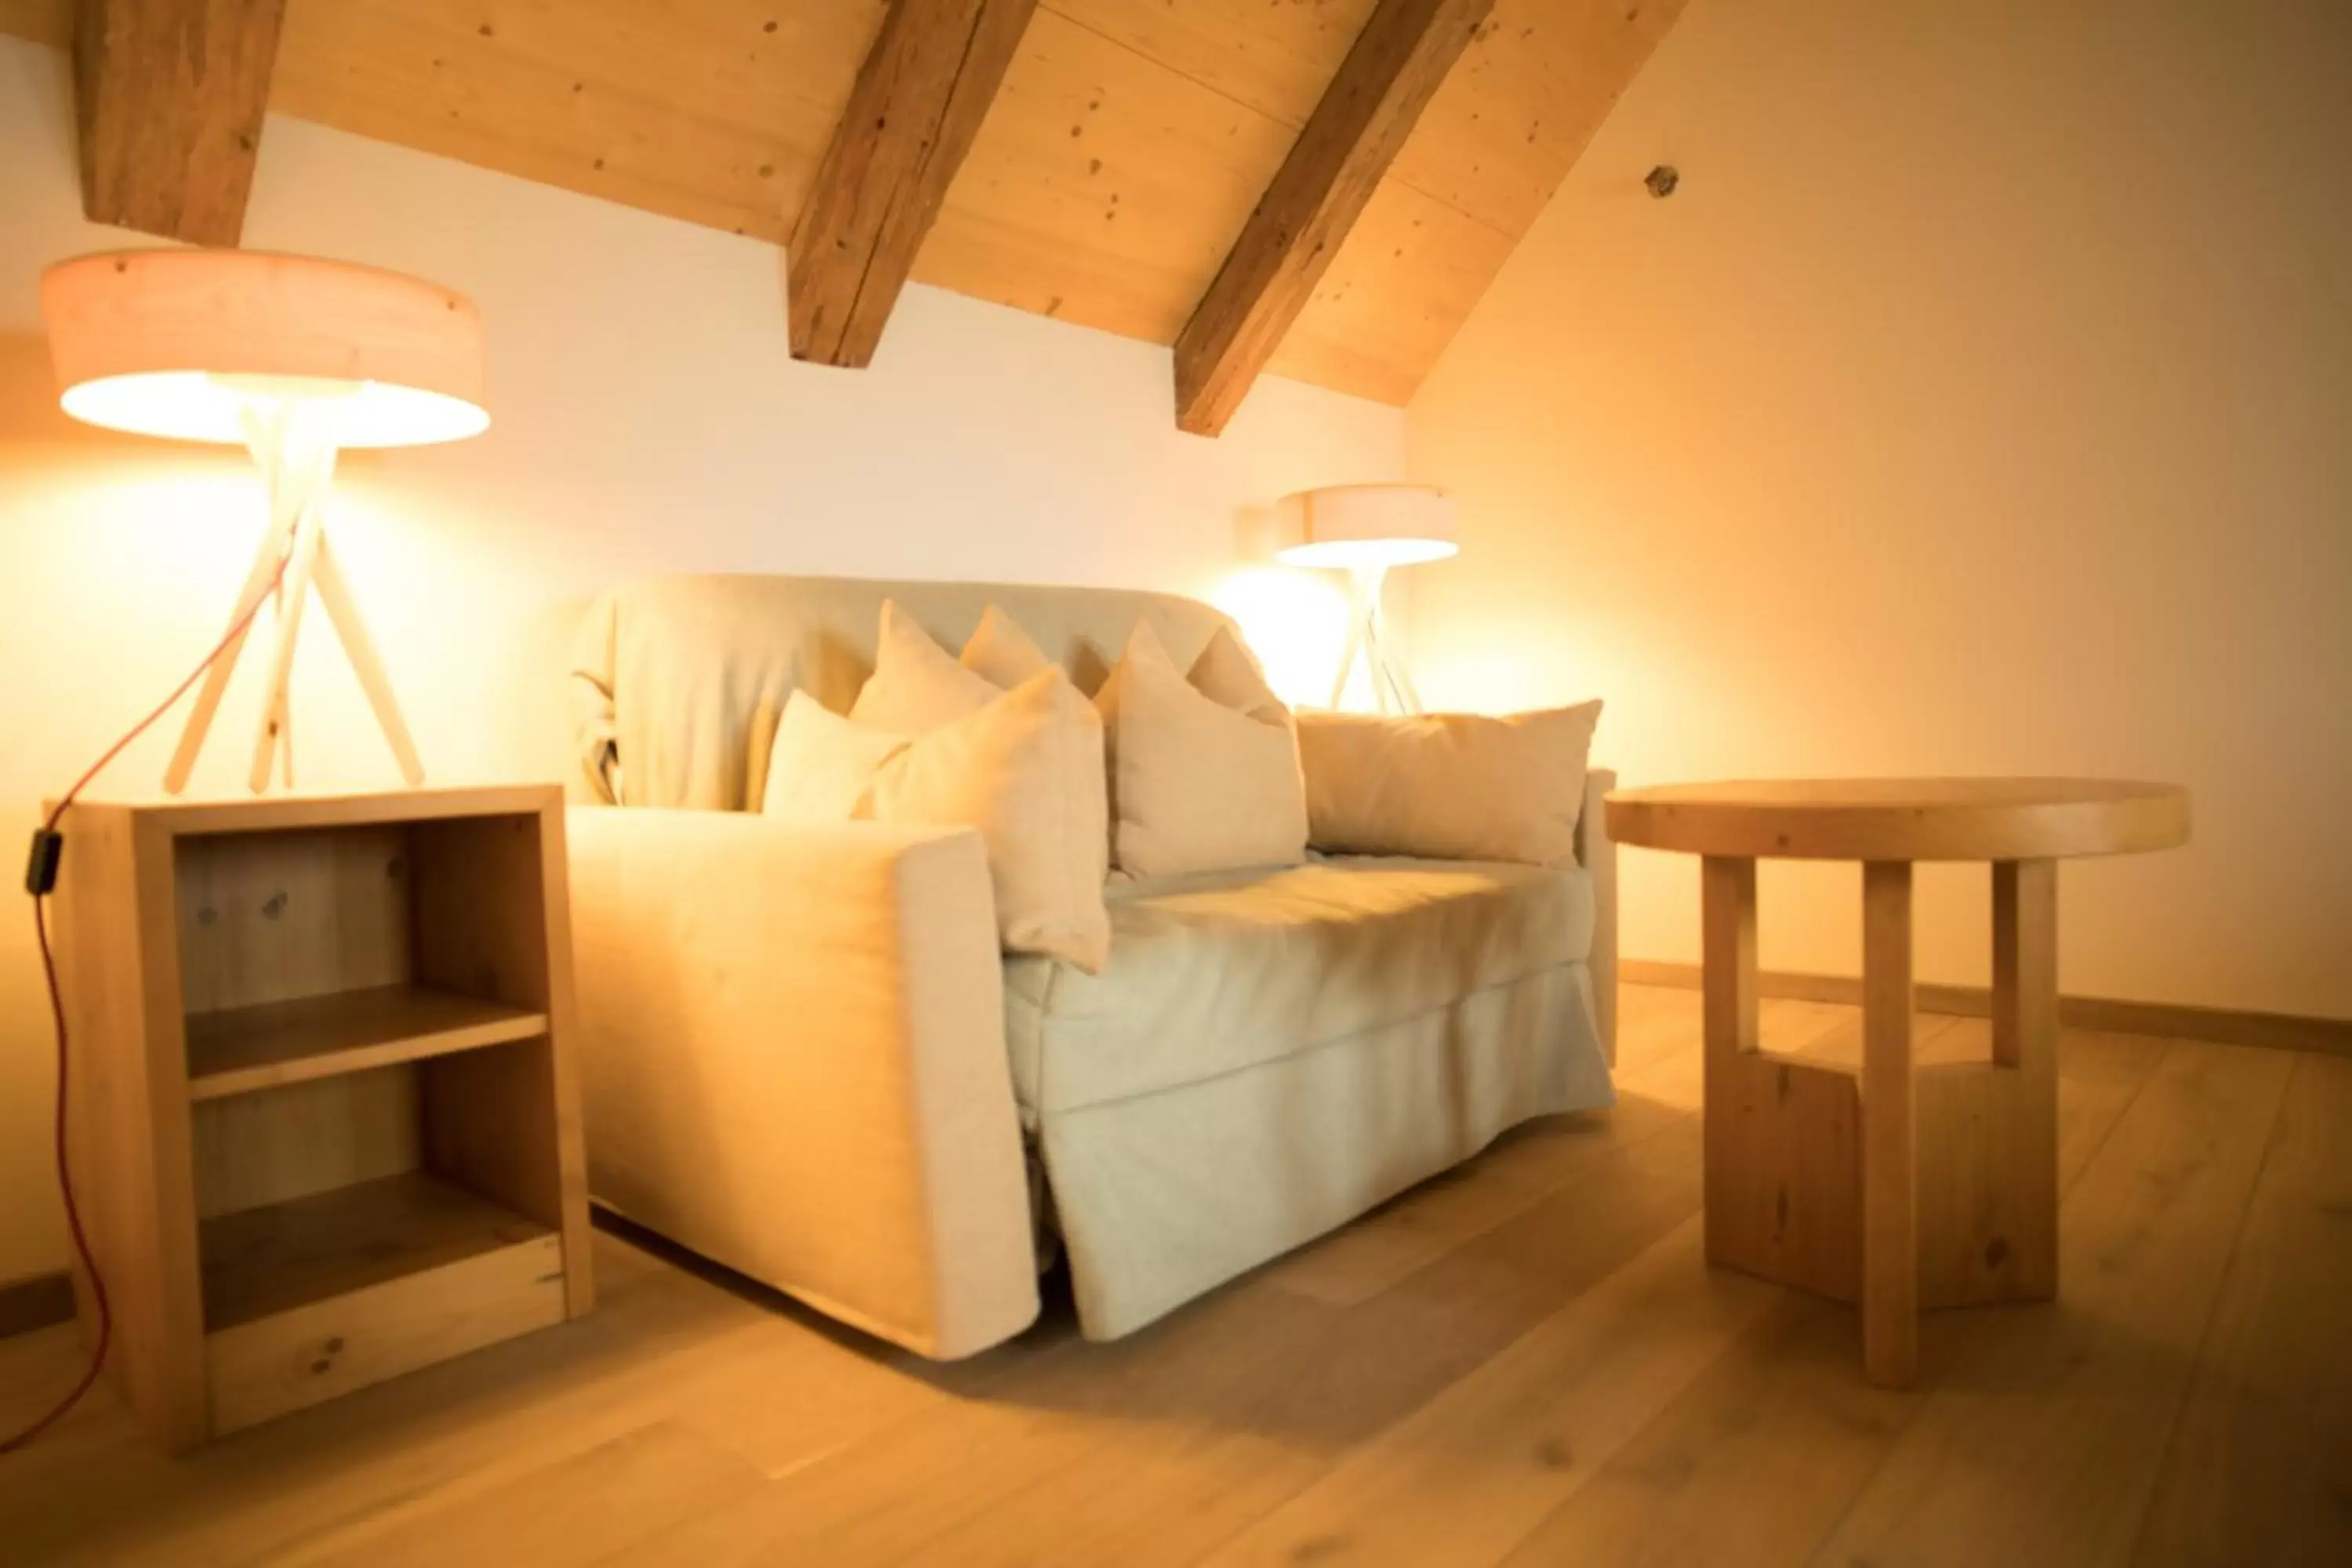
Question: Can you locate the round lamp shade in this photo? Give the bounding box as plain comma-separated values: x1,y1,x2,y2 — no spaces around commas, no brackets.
41,250,488,448
1273,482,1459,569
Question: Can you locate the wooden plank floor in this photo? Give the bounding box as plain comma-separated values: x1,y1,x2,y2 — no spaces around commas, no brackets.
2,984,2345,1566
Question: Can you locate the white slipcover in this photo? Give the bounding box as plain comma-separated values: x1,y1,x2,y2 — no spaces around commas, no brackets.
567,575,1617,1355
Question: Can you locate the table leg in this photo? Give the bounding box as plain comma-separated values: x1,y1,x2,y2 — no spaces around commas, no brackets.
1992,858,2061,1298
1862,860,1917,1387
1700,856,1759,1065
1700,857,1758,1269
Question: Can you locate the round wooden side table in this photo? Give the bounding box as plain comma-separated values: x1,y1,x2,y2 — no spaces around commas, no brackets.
1605,779,2190,1387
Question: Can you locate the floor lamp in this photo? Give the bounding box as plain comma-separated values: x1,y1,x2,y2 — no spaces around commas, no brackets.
41,250,488,794
1275,483,1459,713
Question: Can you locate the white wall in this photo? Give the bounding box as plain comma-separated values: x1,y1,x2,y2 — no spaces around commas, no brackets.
1408,0,2352,1020
0,34,1400,1282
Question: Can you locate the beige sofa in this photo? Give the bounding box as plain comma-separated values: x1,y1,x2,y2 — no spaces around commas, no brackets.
566,575,1618,1358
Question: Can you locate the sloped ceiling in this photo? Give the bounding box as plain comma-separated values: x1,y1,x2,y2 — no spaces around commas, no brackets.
0,0,1682,408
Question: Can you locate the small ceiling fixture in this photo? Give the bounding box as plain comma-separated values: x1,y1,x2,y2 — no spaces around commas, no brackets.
1645,165,1679,198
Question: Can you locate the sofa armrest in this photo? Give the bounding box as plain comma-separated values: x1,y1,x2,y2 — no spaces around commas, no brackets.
566,806,1038,1358
1580,768,1619,1065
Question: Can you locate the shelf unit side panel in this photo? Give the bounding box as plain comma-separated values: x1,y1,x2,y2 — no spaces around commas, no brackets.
535,798,593,1316
53,806,209,1446
409,802,592,1316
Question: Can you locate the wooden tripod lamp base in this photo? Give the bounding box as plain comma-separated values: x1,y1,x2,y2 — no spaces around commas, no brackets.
40,249,489,795
1274,483,1458,716
166,415,428,795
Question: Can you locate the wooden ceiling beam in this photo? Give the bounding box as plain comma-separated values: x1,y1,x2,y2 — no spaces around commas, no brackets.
788,0,1037,368
73,0,289,246
1172,0,1494,435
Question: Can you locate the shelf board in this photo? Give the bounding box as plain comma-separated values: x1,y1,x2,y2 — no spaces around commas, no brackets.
185,984,547,1102
199,1171,555,1331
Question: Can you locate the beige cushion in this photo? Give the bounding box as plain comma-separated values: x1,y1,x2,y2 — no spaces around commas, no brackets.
1004,855,1596,1114
1094,622,1308,879
849,599,1004,732
962,603,1055,688
871,668,1113,973
1296,702,1604,866
774,606,1113,970
760,691,908,822
1189,622,1290,723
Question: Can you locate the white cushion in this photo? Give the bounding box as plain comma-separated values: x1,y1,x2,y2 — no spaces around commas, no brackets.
760,691,908,822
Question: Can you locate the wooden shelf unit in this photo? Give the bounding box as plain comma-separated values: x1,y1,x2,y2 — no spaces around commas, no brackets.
49,786,592,1450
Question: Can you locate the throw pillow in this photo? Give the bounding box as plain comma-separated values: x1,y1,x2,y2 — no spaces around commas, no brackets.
848,599,1004,732
1094,621,1308,879
759,690,909,822
1295,701,1604,866
870,667,1112,971
961,603,1055,688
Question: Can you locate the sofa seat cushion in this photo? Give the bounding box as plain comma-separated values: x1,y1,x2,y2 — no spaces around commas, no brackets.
1005,855,1594,1116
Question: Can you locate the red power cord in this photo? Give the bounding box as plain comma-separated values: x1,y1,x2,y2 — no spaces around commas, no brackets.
2,547,295,1457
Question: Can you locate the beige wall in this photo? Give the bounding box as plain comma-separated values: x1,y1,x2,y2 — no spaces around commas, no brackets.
0,35,1398,1281
1408,0,2351,1018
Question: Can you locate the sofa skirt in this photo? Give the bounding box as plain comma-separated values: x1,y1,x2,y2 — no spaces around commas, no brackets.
1035,958,1614,1341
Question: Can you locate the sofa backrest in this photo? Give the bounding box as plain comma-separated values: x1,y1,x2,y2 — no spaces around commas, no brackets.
571,573,1237,810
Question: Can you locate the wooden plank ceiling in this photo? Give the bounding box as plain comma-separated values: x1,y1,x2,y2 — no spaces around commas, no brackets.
2,0,1682,416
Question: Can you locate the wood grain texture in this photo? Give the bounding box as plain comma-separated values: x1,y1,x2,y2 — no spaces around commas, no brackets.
787,0,1038,367
198,1169,550,1329
1700,855,1866,1303
1913,1061,2057,1311
1488,1009,2176,1568
531,799,594,1319
411,802,595,1319
1816,1040,2294,1568
1204,1218,1780,1568
0,987,2341,1565
45,787,590,1450
172,822,412,1015
269,0,888,245
1620,956,2352,1058
184,984,548,1101
2132,1053,2352,1565
1608,776,2191,862
93,782,557,835
1704,1051,1863,1304
191,1066,422,1219
1860,858,1918,1387
50,803,210,1448
205,1221,564,1434
42,248,488,416
910,5,1301,344
285,1421,768,1568
1171,0,1494,434
1987,857,2060,1295
71,0,287,244
4,0,1686,406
